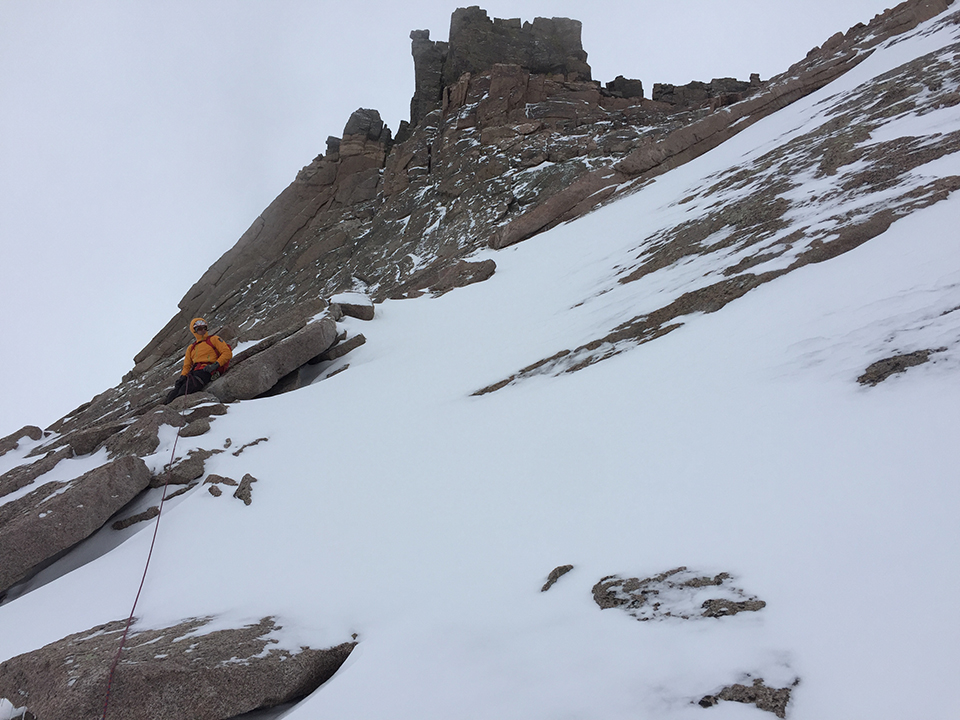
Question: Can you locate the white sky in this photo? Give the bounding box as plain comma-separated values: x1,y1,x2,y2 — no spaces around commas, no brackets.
0,0,896,435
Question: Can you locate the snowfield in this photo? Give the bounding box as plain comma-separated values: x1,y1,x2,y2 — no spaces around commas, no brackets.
2,10,959,720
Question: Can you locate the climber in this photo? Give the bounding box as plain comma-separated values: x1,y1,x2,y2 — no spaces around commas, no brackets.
163,318,232,404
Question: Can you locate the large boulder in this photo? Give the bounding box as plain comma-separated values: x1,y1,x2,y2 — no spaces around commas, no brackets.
0,616,356,720
0,456,151,595
207,317,339,402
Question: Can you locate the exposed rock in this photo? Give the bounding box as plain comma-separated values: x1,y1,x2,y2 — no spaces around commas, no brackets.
0,426,42,458
112,505,160,530
0,456,151,595
390,258,497,298
207,317,339,402
331,293,376,321
231,438,269,457
314,333,367,363
180,417,211,437
699,678,797,718
151,448,221,487
857,348,944,385
652,77,757,109
40,0,960,467
233,474,258,506
605,75,644,98
208,485,222,497
0,445,73,501
591,567,766,621
53,420,129,456
0,616,356,720
541,564,574,592
104,406,185,459
433,259,497,294
204,473,239,486
411,7,591,125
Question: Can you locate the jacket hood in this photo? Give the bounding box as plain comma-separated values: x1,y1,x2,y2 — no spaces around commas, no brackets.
190,317,210,342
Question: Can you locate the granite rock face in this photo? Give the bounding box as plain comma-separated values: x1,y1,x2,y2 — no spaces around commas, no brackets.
410,6,591,125
0,616,356,720
0,426,42,458
207,316,339,402
0,456,151,596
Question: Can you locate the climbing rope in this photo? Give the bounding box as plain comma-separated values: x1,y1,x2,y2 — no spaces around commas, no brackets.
100,378,195,719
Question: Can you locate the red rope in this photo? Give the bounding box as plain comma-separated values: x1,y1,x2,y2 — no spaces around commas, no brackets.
100,391,191,719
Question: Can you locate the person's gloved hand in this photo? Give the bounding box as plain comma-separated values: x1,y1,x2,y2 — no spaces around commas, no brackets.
206,363,219,373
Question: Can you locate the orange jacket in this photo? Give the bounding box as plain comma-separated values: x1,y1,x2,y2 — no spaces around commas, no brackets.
181,317,232,376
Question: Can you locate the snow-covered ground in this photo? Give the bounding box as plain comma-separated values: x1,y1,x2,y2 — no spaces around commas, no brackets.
2,11,959,720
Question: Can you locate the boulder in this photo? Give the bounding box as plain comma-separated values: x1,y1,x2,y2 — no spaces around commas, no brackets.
233,473,258,506
330,292,375,321
0,616,356,720
314,333,367,363
0,426,42,458
207,317,339,402
432,259,497,294
0,456,151,595
103,406,185,459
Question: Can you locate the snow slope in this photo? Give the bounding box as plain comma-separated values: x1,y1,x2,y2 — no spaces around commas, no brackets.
2,10,959,720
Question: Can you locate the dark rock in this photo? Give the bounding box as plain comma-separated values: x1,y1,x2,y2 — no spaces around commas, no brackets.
857,348,944,385
231,438,269,457
432,259,497,294
152,448,220,487
208,485,222,497
332,295,376,321
314,333,367,363
112,506,160,530
701,598,767,617
592,567,766,621
444,7,591,88
0,426,42,458
0,616,356,720
541,564,574,592
233,474,258,506
0,456,152,595
605,75,643,99
207,317,339,402
700,678,796,718
204,474,239,486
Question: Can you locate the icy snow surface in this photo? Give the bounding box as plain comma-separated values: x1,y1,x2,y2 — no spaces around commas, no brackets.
2,12,959,720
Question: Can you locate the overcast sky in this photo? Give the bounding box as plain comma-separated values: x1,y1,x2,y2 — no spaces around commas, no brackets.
0,0,896,435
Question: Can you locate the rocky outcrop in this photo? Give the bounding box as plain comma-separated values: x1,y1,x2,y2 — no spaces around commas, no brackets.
207,316,339,402
541,564,574,592
0,616,356,720
591,567,766,621
652,76,760,109
410,6,591,125
700,678,798,718
0,456,151,596
0,426,42,458
858,348,945,385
